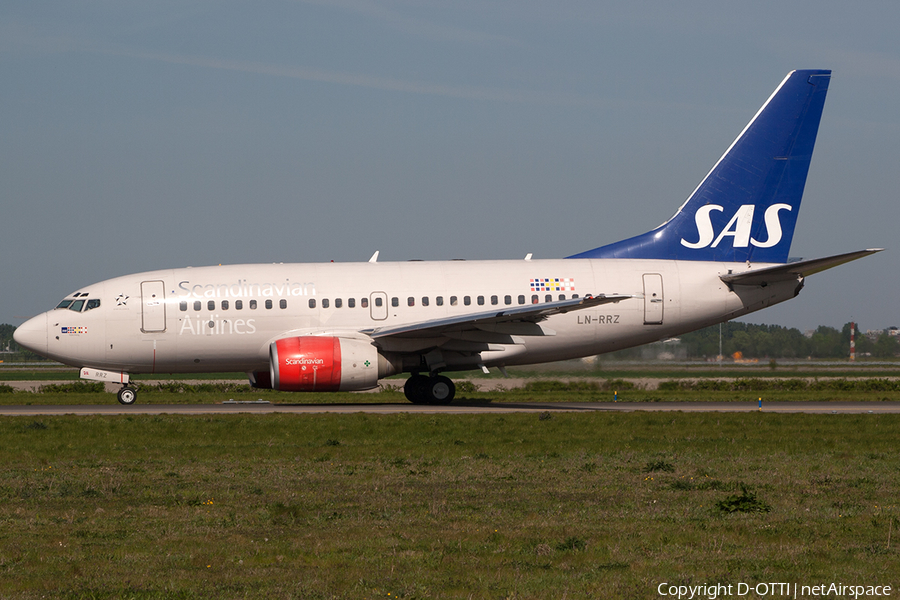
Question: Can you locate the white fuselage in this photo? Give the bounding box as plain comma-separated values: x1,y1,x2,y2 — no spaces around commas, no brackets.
18,258,800,377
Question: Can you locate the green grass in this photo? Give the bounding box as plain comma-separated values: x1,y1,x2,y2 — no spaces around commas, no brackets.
2,378,900,405
3,361,900,383
1,412,898,598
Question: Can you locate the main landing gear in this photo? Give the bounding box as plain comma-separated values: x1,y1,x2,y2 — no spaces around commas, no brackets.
403,374,456,405
117,385,138,405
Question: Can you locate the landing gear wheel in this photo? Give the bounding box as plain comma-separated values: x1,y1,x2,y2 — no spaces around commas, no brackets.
403,375,456,405
404,375,455,405
424,375,455,405
404,375,429,404
117,386,137,405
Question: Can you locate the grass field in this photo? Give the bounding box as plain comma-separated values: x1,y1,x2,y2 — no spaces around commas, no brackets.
3,361,900,382
1,409,898,599
3,377,900,405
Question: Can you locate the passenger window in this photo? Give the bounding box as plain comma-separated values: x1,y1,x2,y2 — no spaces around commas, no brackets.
464,296,471,306
235,300,243,310
375,297,383,307
477,296,484,306
450,296,458,306
250,300,258,309
322,299,329,309
533,295,539,304
518,295,525,305
56,300,73,309
348,298,355,308
408,297,415,307
545,295,552,302
361,298,368,308
422,297,429,307
309,298,316,309
436,296,443,306
573,294,579,299
222,300,229,310
491,295,498,306
391,297,398,307
194,300,202,311
504,295,512,305
265,299,273,309
559,294,566,301
280,299,287,309
180,301,188,312
208,300,215,311
335,298,343,308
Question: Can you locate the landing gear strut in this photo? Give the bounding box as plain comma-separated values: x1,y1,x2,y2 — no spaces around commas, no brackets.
403,374,455,405
117,386,138,405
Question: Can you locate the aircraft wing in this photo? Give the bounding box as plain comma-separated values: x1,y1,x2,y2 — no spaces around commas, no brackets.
361,294,636,339
720,249,883,286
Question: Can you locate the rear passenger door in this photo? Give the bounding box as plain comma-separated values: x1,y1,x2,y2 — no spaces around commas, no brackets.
642,274,664,325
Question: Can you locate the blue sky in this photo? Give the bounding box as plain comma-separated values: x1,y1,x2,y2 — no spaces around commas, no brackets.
2,1,898,332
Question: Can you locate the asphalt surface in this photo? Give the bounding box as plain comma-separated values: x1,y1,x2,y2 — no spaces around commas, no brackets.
0,401,898,416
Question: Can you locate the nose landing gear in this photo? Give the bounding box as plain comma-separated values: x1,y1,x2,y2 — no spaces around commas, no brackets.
117,386,138,405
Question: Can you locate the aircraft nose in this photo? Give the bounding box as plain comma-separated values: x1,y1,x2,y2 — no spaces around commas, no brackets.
13,313,48,356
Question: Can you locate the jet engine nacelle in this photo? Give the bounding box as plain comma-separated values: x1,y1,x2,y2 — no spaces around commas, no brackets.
268,336,383,392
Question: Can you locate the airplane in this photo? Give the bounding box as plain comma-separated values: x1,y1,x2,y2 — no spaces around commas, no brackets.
14,69,882,406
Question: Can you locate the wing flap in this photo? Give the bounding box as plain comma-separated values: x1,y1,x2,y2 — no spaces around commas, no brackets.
361,294,636,340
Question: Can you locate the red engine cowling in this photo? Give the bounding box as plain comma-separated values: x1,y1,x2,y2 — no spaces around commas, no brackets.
269,336,381,392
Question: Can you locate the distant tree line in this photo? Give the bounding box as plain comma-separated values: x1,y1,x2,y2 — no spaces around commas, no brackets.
684,322,900,359
603,321,899,361
0,323,47,361
663,322,898,360
0,324,16,352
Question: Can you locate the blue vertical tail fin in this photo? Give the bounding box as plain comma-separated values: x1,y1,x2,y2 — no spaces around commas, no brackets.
568,70,831,263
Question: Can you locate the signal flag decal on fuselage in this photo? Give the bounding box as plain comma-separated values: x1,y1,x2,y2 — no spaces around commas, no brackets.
530,278,575,292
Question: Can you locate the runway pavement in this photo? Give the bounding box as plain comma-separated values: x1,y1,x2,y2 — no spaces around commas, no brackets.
0,401,898,416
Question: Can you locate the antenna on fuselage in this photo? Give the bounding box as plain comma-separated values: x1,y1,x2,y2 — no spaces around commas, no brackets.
369,251,380,263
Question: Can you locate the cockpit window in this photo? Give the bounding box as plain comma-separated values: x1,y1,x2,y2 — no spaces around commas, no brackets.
69,299,85,312
56,299,73,309
85,299,101,310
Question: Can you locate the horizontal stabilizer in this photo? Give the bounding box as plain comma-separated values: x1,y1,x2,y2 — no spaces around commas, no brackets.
720,249,883,286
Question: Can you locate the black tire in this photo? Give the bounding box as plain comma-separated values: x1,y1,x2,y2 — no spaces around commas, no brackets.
404,375,429,404
117,386,137,405
423,375,455,405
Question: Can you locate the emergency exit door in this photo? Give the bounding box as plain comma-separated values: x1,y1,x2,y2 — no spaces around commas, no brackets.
369,291,388,320
643,274,664,325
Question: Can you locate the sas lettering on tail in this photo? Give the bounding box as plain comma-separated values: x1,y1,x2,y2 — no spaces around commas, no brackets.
680,203,792,250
